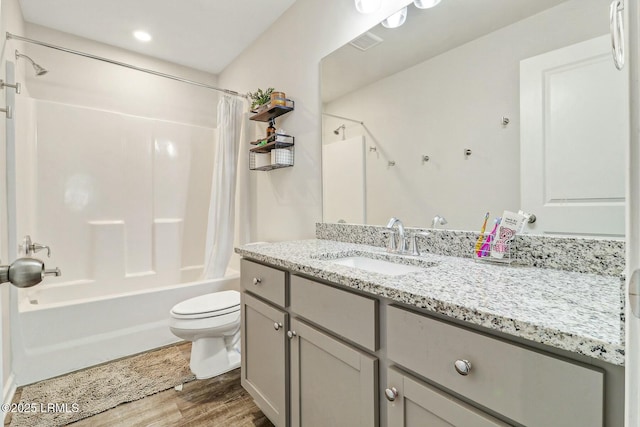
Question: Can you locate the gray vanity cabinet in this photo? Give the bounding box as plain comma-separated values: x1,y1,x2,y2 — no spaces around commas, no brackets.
386,305,604,427
241,290,288,427
289,318,378,427
386,368,509,427
240,257,615,426
241,259,379,427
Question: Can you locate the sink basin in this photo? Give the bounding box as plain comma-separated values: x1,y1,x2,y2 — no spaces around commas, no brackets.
330,256,426,276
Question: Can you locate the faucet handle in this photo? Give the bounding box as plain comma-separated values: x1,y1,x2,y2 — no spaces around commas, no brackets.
381,229,397,252
20,235,51,257
32,243,51,257
409,231,431,256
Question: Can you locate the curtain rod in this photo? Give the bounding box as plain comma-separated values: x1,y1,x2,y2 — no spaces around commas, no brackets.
6,32,248,99
322,112,363,124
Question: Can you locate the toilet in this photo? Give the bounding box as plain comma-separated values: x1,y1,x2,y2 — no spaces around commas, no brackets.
169,290,241,379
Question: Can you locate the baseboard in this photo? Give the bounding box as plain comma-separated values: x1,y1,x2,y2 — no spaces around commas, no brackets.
2,372,16,424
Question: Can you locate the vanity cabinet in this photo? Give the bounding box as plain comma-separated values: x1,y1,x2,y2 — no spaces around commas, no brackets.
289,318,378,427
240,259,379,427
386,367,509,427
386,305,604,427
240,257,614,426
241,291,288,427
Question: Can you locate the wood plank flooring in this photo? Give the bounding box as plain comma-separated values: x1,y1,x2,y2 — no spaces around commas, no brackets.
8,343,274,427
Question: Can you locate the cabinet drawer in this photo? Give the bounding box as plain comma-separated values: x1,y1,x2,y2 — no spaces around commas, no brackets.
290,275,377,352
241,259,286,307
387,306,603,427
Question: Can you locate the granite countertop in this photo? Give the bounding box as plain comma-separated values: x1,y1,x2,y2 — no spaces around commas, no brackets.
235,239,625,366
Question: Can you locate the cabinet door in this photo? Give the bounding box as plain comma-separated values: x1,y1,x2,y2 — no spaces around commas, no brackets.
289,318,378,427
241,292,288,427
386,368,509,427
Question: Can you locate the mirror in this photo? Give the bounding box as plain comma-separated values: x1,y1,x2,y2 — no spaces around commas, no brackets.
321,0,626,237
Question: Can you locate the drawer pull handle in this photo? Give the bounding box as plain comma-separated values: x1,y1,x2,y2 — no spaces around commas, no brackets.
252,277,262,285
454,359,472,376
287,330,297,339
274,322,282,331
385,387,399,402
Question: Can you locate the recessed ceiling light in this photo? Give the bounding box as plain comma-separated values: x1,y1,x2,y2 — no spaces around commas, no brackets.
381,7,408,29
354,0,381,14
414,0,442,9
133,30,152,42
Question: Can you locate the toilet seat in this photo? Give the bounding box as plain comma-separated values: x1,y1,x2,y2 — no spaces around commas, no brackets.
170,290,240,320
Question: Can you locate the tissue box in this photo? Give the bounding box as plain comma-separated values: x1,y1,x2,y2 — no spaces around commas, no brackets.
271,148,293,165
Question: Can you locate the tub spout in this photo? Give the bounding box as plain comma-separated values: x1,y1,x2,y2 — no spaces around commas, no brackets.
0,257,61,288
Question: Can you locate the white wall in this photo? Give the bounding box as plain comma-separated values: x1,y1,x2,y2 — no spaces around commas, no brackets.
219,0,413,242
23,23,219,128
323,0,610,230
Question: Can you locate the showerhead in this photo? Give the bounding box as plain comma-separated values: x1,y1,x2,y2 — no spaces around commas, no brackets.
15,50,48,76
333,124,345,135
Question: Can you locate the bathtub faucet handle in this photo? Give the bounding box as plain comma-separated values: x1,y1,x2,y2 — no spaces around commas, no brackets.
44,267,61,277
32,243,51,258
21,235,51,257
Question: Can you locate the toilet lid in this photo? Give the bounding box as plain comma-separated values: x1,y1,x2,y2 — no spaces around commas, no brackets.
171,290,240,317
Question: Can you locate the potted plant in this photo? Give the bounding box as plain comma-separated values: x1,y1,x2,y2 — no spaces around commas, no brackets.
248,87,274,112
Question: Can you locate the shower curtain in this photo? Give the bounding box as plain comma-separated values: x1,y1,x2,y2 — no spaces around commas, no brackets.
202,95,245,279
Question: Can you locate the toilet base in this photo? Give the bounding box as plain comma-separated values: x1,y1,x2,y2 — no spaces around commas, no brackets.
189,334,241,380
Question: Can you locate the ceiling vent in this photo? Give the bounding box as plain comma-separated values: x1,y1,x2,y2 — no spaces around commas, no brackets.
349,31,383,51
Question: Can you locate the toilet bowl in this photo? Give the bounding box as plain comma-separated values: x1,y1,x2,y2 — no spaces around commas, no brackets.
169,290,241,379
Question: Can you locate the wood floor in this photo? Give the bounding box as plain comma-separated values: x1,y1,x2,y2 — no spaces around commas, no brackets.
8,343,274,427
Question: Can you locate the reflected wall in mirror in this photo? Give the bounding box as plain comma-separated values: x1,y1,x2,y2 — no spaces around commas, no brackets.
321,0,627,237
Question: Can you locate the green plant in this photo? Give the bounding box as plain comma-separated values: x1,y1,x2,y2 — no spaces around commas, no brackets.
248,87,274,110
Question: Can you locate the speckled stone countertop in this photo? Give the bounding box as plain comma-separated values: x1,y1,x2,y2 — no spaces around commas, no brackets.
235,239,624,366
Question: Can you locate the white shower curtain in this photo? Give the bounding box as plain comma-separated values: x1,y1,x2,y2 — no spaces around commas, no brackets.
202,95,244,279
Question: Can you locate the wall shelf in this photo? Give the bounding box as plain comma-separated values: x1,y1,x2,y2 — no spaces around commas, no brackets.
249,98,295,122
248,97,295,171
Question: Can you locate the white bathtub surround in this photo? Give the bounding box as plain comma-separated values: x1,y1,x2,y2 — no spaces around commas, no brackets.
15,98,216,289
235,240,624,365
12,272,239,386
203,96,247,280
10,96,241,385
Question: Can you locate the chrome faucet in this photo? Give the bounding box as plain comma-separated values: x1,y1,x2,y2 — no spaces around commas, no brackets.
385,217,406,254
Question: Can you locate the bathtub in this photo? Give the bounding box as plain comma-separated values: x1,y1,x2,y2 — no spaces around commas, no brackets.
12,270,240,385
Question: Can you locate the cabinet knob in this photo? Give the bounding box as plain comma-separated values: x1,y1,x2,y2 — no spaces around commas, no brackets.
287,330,297,339
384,387,399,402
273,322,282,331
252,277,262,285
454,359,472,376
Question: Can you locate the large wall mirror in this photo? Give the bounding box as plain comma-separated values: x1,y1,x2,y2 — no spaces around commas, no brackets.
321,0,627,237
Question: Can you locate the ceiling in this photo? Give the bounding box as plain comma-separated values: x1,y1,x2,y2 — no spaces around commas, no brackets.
321,0,570,103
18,0,297,75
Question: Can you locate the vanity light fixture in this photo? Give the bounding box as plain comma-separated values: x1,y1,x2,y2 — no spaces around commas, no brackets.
133,30,152,42
381,7,408,29
414,0,442,9
355,0,382,14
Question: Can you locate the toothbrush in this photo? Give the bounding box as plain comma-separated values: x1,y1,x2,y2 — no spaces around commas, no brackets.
478,217,500,257
474,212,490,255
